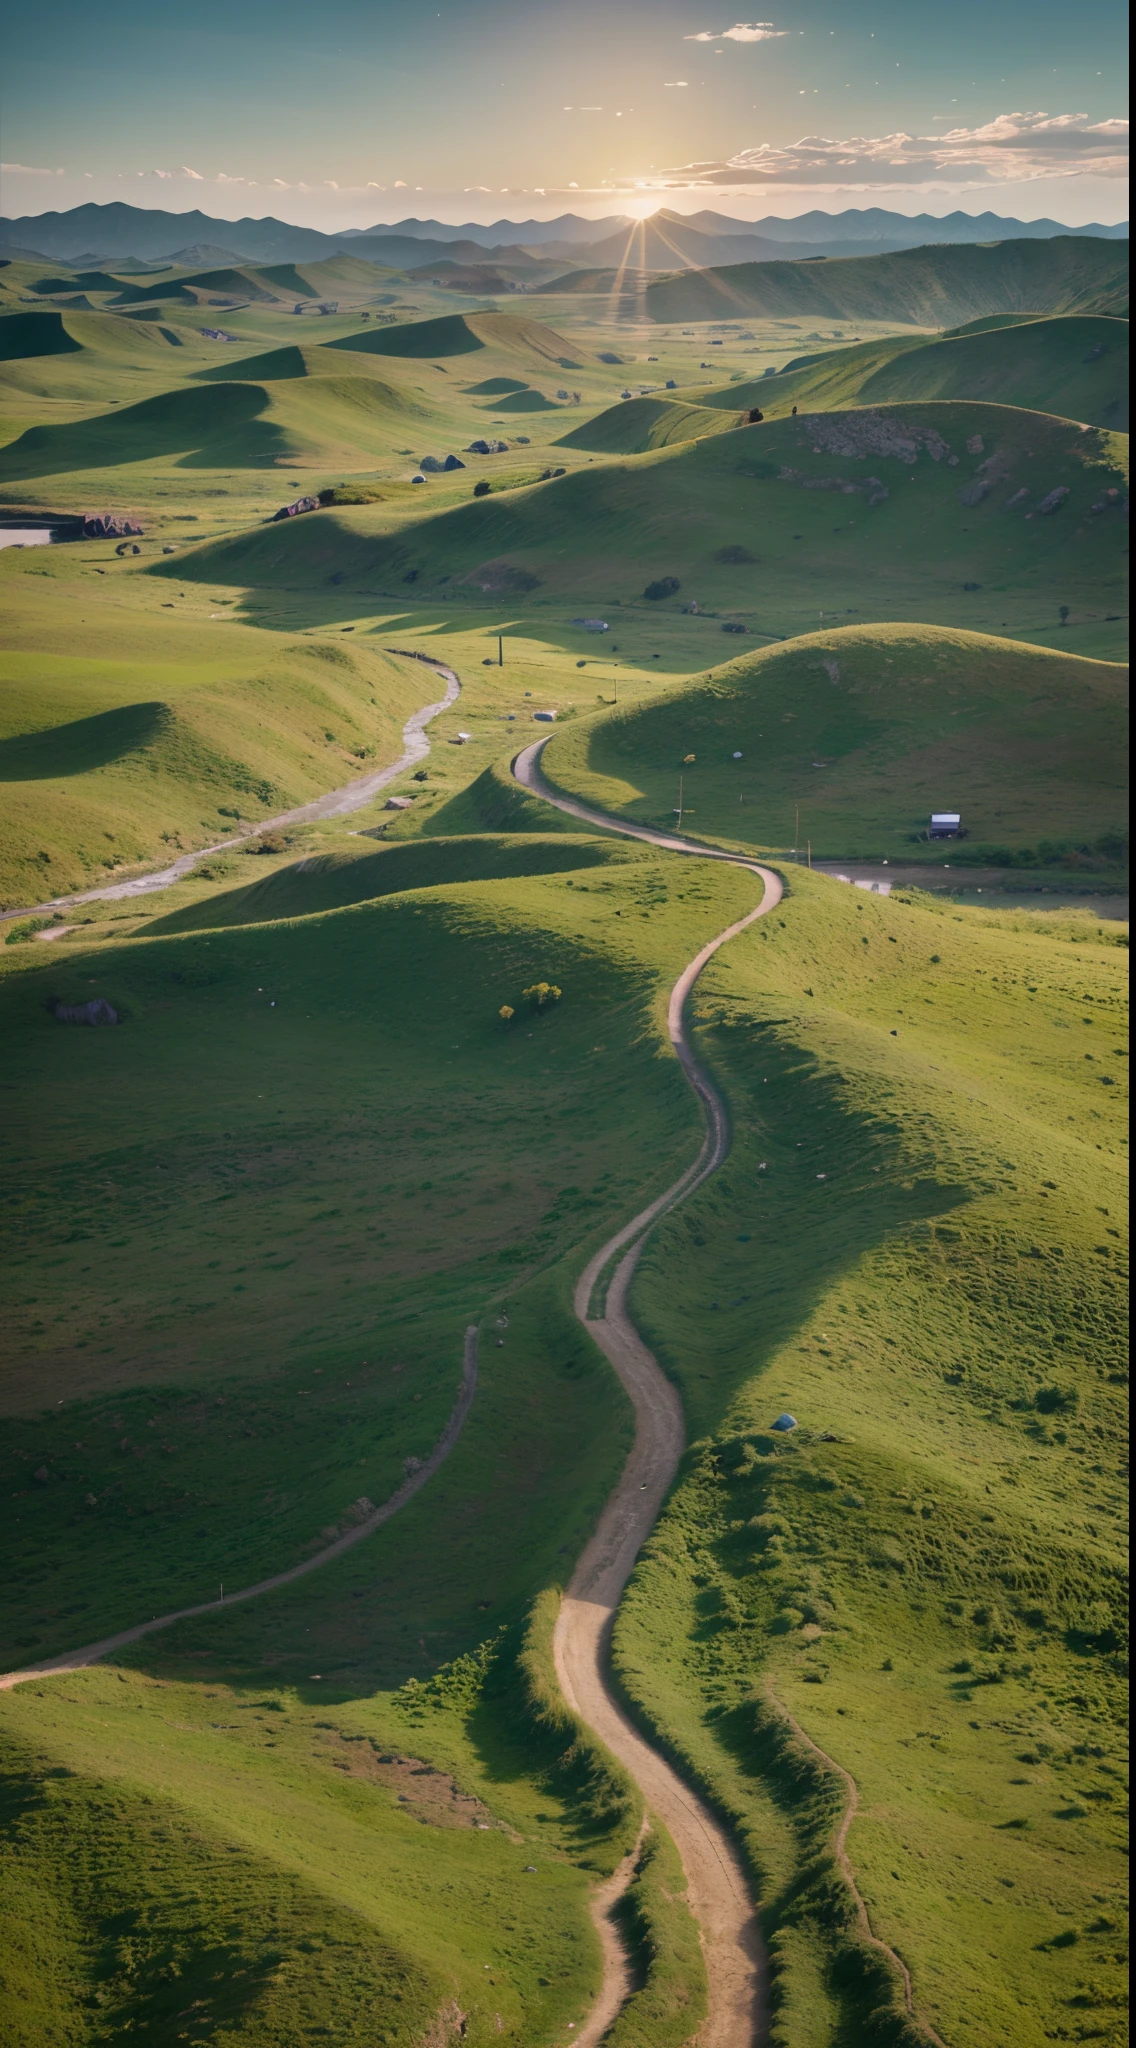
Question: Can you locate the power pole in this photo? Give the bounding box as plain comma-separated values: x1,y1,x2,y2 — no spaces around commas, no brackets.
677,773,684,831
807,840,812,870
498,634,503,667
794,803,799,850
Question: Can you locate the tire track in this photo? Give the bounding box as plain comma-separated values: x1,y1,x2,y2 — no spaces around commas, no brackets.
0,1326,478,1693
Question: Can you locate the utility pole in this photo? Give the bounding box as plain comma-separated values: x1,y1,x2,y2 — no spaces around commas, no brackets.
498,634,503,667
794,804,799,852
677,773,684,831
807,840,812,870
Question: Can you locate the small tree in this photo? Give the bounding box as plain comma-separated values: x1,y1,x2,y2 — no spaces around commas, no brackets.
523,982,562,1009
473,479,491,498
1059,604,1070,626
499,1005,515,1022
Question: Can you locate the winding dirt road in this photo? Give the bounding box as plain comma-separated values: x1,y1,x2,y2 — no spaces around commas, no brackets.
0,654,460,924
514,737,782,2046
0,1327,478,1694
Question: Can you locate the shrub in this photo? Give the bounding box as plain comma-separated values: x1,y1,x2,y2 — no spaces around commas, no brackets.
473,480,491,497
498,1005,515,1022
643,576,680,601
522,981,562,1008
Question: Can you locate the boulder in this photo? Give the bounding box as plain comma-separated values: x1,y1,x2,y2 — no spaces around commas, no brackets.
1037,486,1070,514
84,514,143,539
419,454,466,472
384,795,413,810
466,438,508,455
271,496,319,522
52,997,118,1026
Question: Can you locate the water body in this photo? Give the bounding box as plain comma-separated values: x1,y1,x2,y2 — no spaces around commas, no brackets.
0,528,55,551
814,862,1127,920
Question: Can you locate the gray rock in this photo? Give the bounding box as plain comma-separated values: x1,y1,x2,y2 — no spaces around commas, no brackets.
1037,486,1070,514
957,480,991,507
466,438,508,455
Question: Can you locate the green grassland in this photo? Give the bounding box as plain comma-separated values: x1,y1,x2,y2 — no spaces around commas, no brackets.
559,394,745,453
0,829,763,2044
608,867,1128,2047
538,623,1129,864
164,399,1129,656
644,235,1130,327
0,562,436,906
0,247,1129,2046
689,314,1129,433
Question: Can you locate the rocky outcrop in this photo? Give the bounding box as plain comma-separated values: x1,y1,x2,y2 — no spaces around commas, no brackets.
419,454,466,472
795,410,953,465
466,438,509,455
83,514,143,538
271,495,320,522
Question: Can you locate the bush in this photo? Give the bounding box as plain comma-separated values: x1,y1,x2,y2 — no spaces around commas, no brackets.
473,479,491,497
643,576,680,601
522,981,562,1008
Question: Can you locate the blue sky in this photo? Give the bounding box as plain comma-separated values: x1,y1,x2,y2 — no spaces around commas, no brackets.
1,0,1128,225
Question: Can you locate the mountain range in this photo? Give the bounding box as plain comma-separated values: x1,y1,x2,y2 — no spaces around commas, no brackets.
1,201,1128,274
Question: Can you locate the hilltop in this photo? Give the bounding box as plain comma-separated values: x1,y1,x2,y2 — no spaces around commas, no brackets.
538,623,1128,862
324,309,583,368
169,399,1129,651
693,314,1129,432
645,235,1129,327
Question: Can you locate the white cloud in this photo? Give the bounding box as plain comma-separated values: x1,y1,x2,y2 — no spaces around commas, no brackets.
685,22,787,41
665,111,1129,186
154,168,173,179
664,81,689,87
181,165,204,180
1,161,57,174
393,179,408,188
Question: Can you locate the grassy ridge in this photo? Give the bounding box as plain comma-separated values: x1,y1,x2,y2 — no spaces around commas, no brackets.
538,623,1129,863
558,395,744,453
693,315,1129,433
167,401,1128,655
645,236,1129,326
0,571,429,906
608,869,1127,2046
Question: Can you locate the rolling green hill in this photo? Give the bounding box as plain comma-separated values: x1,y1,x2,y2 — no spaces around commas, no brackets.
168,400,1128,651
325,309,584,370
538,623,1128,862
558,394,745,452
0,582,428,906
0,369,437,485
695,315,1129,431
645,235,1129,328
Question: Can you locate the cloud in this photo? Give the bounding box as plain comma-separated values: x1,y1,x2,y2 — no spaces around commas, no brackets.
393,179,408,188
685,21,787,41
181,165,204,179
664,81,689,87
154,168,173,179
664,111,1129,186
1,161,57,174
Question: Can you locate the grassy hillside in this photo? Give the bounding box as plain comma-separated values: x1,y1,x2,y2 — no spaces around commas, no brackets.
0,832,759,2042
697,316,1129,432
538,624,1129,863
611,867,1128,2047
645,236,1129,327
168,400,1129,654
0,566,431,906
325,309,583,369
558,394,744,452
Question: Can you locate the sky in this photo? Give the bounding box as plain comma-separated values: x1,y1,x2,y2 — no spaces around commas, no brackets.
1,0,1128,228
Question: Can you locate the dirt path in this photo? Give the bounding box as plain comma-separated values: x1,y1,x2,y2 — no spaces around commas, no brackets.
514,737,781,2046
0,653,459,925
0,1326,478,1693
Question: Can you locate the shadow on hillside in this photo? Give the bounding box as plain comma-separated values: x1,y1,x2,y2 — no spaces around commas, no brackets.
0,700,171,780
0,383,289,479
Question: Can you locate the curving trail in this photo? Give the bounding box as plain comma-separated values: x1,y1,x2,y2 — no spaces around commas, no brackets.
0,1327,478,1694
514,737,781,2046
0,654,460,924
